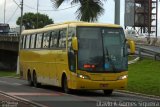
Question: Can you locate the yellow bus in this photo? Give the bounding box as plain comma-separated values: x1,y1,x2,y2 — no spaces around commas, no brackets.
19,21,135,95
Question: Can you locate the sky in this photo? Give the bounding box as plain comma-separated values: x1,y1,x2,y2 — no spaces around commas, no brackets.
0,0,159,35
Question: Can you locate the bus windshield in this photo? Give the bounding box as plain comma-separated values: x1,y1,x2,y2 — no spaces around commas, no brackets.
77,27,128,73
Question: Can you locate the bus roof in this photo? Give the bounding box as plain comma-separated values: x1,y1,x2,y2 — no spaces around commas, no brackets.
22,21,122,35
45,21,121,28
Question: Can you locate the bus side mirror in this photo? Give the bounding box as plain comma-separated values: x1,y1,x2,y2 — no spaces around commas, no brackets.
127,39,135,55
72,37,78,51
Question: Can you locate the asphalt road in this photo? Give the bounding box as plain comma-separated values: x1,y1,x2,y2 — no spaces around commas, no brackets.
0,77,159,107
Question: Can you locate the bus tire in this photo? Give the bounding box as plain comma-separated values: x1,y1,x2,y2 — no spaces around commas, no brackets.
33,72,40,88
27,71,33,86
62,75,70,94
103,90,113,96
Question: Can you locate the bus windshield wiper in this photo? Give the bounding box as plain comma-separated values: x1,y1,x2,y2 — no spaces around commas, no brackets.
122,39,127,57
105,47,116,72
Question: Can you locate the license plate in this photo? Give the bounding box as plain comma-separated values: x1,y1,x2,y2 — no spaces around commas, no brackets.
100,84,108,88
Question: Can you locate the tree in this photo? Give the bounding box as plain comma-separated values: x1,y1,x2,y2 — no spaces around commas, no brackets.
16,12,53,29
51,0,106,22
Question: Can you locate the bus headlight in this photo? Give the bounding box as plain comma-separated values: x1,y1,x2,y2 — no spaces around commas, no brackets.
77,74,90,80
118,75,128,80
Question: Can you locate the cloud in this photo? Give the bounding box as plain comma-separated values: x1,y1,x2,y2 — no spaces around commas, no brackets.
1,0,115,25
0,0,20,25
40,3,78,23
0,0,159,36
99,0,115,23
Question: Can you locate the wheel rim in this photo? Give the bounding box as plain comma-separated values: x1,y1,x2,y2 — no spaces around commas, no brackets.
33,73,37,87
63,77,68,93
28,73,32,85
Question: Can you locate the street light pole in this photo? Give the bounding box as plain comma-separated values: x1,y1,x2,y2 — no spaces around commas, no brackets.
37,0,39,28
4,0,6,24
20,0,23,34
17,0,23,75
114,0,120,25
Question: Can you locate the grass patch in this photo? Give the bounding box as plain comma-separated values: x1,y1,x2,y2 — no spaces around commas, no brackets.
128,58,160,96
0,71,18,77
128,55,137,61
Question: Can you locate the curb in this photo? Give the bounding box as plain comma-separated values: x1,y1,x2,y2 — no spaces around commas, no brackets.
0,90,47,107
128,56,140,65
116,90,160,101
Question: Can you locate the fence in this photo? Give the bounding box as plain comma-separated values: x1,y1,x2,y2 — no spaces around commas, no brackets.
137,45,160,60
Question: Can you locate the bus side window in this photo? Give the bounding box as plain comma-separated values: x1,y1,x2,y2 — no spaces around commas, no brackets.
43,32,51,48
22,35,26,49
20,36,23,49
30,34,36,49
58,29,66,48
36,33,43,49
68,27,76,72
50,31,58,48
68,27,76,49
25,35,31,49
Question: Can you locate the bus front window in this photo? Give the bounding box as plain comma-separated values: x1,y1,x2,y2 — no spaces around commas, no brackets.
77,27,127,72
103,28,128,72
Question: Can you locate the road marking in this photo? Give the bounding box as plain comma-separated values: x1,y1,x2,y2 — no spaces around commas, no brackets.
0,80,22,86
0,90,48,107
12,83,22,85
115,91,160,101
60,92,100,101
7,92,61,96
0,80,10,84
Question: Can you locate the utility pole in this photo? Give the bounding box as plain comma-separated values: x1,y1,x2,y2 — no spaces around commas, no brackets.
114,0,120,25
17,0,23,75
20,0,23,34
37,0,39,28
4,0,6,23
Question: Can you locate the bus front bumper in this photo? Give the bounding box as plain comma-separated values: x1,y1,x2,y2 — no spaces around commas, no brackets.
72,78,127,90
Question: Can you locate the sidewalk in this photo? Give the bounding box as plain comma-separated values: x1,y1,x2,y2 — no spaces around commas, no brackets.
0,93,34,107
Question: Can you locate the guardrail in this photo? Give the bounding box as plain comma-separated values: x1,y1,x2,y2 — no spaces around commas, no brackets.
128,36,160,46
137,45,160,60
0,35,19,42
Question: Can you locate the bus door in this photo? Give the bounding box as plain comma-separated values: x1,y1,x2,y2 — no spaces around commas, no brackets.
49,31,59,85
56,29,68,85
67,27,77,87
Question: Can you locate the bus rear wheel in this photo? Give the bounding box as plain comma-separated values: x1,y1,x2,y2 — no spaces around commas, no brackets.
27,72,33,86
62,76,70,94
103,90,113,96
33,72,40,87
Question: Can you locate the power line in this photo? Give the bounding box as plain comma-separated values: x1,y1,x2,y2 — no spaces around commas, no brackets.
6,6,19,23
4,0,6,23
38,5,52,7
23,0,91,12
24,4,36,10
12,0,20,8
41,4,79,11
24,3,79,12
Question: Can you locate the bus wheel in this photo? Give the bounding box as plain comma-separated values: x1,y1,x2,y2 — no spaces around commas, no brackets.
103,90,113,96
63,76,70,94
33,72,40,87
27,72,33,86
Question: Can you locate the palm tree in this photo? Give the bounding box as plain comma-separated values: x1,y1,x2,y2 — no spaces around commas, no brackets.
51,0,107,22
